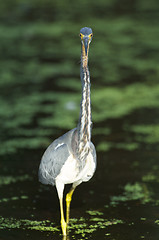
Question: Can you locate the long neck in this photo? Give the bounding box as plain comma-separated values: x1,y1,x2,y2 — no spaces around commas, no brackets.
77,50,92,162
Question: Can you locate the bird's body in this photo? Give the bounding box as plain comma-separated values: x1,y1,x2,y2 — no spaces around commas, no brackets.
39,128,96,188
39,27,96,236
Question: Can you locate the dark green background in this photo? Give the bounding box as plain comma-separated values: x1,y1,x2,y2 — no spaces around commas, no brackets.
1,1,159,239
1,0,159,155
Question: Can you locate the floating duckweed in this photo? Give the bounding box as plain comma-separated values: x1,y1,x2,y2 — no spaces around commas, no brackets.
129,124,159,144
104,219,124,226
96,142,112,152
105,233,111,236
115,142,139,151
86,210,103,216
89,224,98,229
90,217,105,222
0,217,59,232
70,218,78,223
0,198,8,203
28,225,59,232
21,196,28,199
97,141,139,152
11,196,19,201
0,214,123,238
141,217,146,221
93,127,111,136
142,173,159,182
155,220,159,225
78,217,85,222
75,227,96,235
72,217,123,238
0,195,28,203
0,175,32,186
69,222,87,230
110,182,152,206
0,217,21,229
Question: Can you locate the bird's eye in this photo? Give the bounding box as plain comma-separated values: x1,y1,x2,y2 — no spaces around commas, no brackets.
90,33,93,37
79,33,82,37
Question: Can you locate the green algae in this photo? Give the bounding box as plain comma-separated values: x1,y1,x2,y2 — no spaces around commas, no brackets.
155,220,159,225
93,127,111,136
0,217,59,232
142,172,159,183
70,216,123,238
86,210,104,216
105,233,111,236
2,82,159,155
96,142,112,152
110,182,152,206
0,217,21,230
0,214,123,238
0,1,158,240
0,15,159,157
115,142,139,151
129,124,159,144
140,217,146,221
0,195,28,203
23,219,59,232
90,217,105,222
92,84,159,123
97,141,139,152
0,175,32,186
1,81,158,155
70,209,123,238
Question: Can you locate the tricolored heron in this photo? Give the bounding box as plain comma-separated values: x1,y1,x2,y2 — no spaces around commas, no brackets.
38,27,96,236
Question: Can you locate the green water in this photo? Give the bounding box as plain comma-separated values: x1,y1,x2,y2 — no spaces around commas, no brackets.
0,0,159,239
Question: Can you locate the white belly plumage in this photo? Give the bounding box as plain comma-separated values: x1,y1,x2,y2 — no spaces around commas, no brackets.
55,151,95,185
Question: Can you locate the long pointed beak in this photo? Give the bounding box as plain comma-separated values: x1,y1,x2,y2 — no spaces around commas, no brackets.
83,37,89,55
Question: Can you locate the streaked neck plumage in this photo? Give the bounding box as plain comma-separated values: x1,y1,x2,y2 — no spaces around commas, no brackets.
77,45,92,164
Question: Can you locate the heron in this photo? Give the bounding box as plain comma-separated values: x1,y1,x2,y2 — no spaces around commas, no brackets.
38,27,96,236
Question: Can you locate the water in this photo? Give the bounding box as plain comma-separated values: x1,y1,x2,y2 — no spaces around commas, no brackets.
1,1,159,239
1,107,159,240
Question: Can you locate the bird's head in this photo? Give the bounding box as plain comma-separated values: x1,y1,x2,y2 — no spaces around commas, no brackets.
79,27,93,67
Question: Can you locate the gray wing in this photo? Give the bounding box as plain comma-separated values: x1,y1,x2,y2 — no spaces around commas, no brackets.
38,128,77,186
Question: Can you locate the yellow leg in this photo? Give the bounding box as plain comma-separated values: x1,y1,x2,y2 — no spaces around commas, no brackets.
66,187,75,226
60,197,67,236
